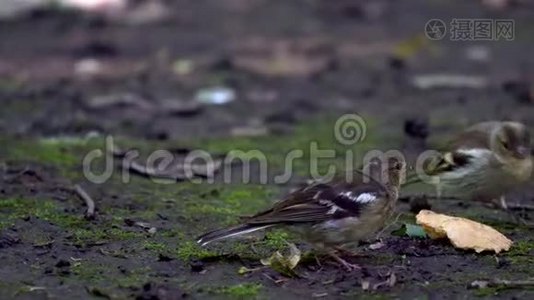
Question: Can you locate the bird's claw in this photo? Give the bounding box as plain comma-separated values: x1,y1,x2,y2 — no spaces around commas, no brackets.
340,261,361,272
329,253,361,272
495,196,532,226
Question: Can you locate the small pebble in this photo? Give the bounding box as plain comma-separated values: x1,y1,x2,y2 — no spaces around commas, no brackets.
410,196,432,214
404,118,429,139
55,259,71,268
124,218,136,226
190,260,205,272
388,56,406,70
158,253,173,262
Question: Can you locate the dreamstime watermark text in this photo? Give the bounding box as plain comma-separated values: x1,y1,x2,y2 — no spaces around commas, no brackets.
81,114,462,186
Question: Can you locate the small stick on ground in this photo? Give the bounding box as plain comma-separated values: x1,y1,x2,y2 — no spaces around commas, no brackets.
109,142,222,181
74,184,96,220
128,161,188,181
3,166,41,182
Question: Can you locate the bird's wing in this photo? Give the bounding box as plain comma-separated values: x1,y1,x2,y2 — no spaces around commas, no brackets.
424,150,474,176
403,149,475,186
404,123,498,186
448,122,497,151
246,180,386,225
429,123,499,175
271,168,384,211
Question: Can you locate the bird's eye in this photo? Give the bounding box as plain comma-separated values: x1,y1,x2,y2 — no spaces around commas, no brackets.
501,140,510,150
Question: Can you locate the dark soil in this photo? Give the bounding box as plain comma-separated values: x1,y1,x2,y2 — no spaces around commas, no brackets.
2,0,534,299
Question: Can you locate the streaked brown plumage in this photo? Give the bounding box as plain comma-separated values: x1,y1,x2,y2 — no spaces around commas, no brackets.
197,157,406,271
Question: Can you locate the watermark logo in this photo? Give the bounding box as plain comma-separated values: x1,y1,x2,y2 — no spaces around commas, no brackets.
425,19,447,40
334,114,367,145
82,113,500,191
424,18,515,41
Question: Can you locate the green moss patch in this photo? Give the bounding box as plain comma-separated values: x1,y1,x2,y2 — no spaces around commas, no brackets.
211,283,263,298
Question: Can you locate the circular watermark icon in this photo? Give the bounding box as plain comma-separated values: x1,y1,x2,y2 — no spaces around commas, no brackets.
425,19,446,40
334,114,367,145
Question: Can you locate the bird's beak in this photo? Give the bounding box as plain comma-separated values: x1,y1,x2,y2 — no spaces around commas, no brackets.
514,146,531,159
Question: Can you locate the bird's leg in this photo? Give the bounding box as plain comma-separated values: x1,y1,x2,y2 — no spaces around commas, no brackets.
314,254,322,268
499,196,508,210
436,184,442,199
478,195,506,209
496,196,530,226
328,251,361,272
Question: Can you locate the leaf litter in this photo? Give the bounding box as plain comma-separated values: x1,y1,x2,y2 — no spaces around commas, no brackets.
260,242,301,277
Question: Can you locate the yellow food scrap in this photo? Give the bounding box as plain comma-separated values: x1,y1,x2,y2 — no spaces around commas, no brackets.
416,210,513,253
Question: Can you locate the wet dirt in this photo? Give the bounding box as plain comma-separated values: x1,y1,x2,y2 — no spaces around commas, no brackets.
2,0,534,299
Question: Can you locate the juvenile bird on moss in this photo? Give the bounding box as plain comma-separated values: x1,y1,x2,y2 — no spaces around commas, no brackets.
406,121,532,208
197,157,406,271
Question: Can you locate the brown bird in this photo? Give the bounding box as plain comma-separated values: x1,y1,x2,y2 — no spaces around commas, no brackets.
197,157,406,271
406,121,532,208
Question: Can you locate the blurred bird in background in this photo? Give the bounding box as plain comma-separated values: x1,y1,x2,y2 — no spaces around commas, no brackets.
405,121,532,210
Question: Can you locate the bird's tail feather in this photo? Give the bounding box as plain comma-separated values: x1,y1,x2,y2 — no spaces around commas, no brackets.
197,224,274,247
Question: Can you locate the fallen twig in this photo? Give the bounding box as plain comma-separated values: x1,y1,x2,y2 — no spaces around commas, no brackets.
74,184,96,219
262,272,287,285
124,218,157,234
110,142,223,181
86,93,153,110
3,166,45,183
373,272,397,290
312,292,328,298
86,93,205,118
127,160,188,181
3,166,30,181
411,74,488,90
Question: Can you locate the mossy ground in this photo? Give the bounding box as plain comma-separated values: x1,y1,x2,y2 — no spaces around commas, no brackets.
2,117,534,299
2,1,534,298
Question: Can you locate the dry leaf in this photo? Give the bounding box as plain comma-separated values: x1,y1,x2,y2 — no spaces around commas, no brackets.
260,243,301,277
411,74,488,90
368,241,385,250
393,34,431,59
232,40,333,78
416,210,513,253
